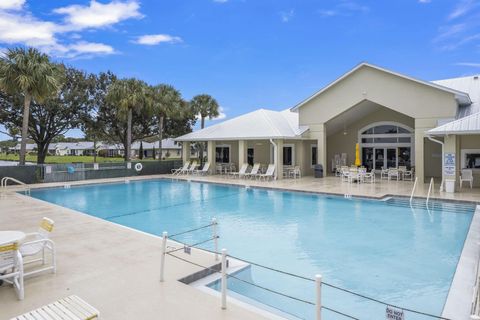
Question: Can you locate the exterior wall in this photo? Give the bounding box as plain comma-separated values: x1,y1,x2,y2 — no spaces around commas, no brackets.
423,138,442,180
326,108,414,173
298,65,458,127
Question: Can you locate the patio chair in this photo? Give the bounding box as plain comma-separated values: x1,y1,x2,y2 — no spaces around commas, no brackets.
388,168,400,181
380,167,389,180
230,163,249,179
215,164,223,175
257,164,276,181
363,170,375,183
341,167,350,182
20,217,56,277
403,167,414,181
289,166,301,179
171,162,190,176
244,163,260,179
460,169,473,189
0,241,24,300
193,162,210,175
186,161,198,175
11,295,99,320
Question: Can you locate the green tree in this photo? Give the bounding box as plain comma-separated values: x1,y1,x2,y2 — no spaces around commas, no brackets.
106,78,152,161
190,94,220,165
0,66,92,164
0,47,63,165
151,84,182,161
139,141,144,159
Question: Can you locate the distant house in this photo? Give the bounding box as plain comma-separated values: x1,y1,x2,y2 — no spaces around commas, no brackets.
9,143,36,153
131,139,183,159
50,142,96,156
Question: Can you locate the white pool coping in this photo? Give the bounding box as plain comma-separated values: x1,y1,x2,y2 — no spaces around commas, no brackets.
442,204,480,319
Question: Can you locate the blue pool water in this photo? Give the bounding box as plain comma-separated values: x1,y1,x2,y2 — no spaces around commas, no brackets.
30,179,475,319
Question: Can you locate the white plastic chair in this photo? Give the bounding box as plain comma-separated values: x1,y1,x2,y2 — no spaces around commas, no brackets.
289,166,301,179
0,242,24,300
388,169,400,181
244,163,260,179
20,217,56,277
186,161,199,174
257,164,276,181
403,167,414,181
230,163,249,179
380,167,389,180
460,169,473,189
193,162,210,175
171,162,190,176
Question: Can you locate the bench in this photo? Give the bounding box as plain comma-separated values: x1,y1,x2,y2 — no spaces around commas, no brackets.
11,295,99,320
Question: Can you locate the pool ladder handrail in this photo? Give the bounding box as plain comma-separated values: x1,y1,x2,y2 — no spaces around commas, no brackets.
409,177,418,204
426,177,434,208
1,177,30,195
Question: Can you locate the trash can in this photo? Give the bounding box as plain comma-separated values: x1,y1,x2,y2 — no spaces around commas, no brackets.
314,164,323,178
445,179,455,193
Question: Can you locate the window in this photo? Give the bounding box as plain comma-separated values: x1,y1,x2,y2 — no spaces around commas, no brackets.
215,146,230,163
462,149,480,169
311,145,317,166
247,148,254,166
283,146,293,166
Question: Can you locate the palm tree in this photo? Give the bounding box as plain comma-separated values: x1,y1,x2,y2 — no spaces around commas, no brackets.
151,84,182,160
190,94,219,165
0,47,63,165
106,78,151,161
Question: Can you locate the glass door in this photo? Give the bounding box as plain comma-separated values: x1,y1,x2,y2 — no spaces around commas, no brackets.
374,148,384,170
362,147,374,171
386,148,397,168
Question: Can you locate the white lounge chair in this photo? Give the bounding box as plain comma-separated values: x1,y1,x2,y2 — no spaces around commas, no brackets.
186,161,198,175
11,295,99,320
20,217,56,277
230,163,249,179
0,241,24,300
193,162,210,175
171,162,190,176
460,169,473,188
244,163,260,179
257,164,275,181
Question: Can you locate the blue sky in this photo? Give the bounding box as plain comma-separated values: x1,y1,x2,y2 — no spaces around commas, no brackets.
1,0,480,140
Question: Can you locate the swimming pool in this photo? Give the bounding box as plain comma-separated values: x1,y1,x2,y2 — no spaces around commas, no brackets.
30,179,475,319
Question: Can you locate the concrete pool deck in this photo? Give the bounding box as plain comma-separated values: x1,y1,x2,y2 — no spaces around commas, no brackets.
1,174,479,319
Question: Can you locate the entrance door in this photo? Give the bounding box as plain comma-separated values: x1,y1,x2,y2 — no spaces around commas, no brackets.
373,148,397,170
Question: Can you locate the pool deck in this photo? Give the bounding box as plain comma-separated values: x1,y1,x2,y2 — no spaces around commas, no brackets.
1,174,479,319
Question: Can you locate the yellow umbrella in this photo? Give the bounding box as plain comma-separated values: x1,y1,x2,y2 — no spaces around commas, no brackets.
355,143,361,167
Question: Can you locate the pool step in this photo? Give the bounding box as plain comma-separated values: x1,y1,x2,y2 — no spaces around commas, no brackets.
384,198,475,214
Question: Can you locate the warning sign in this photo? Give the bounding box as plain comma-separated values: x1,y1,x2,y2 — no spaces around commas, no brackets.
386,306,404,320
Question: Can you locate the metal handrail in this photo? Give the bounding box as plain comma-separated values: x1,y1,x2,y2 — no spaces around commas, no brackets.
426,177,434,207
409,177,418,204
1,177,30,195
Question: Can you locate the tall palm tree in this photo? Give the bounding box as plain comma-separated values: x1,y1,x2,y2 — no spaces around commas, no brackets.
190,94,219,165
0,47,63,165
106,78,151,161
151,84,182,160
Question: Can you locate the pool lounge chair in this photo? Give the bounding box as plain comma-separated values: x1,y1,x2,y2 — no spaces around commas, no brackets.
244,163,260,179
11,295,99,320
20,217,56,278
185,161,198,175
193,162,210,175
0,241,24,300
257,164,275,181
171,162,190,176
230,163,248,179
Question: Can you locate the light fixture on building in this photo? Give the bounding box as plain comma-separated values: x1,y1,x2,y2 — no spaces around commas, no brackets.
343,122,348,136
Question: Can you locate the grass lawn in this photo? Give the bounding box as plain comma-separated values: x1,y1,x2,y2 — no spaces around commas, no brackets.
0,153,125,164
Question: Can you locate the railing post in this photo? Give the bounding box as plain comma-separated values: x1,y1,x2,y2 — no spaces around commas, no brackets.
221,248,227,310
316,274,322,320
160,231,168,282
212,218,218,261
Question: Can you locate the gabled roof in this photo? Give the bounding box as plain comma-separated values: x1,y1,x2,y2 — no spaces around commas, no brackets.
175,109,308,141
428,112,480,135
433,75,480,118
291,62,471,111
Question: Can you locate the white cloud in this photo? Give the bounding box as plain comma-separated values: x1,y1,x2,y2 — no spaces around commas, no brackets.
280,9,294,23
319,1,369,17
0,0,25,10
53,0,143,31
196,106,227,121
0,11,57,47
448,0,477,20
455,62,480,67
134,34,182,45
67,41,115,55
418,0,431,3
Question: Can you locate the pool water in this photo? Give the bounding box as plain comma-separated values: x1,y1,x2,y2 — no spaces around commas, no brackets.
30,179,475,319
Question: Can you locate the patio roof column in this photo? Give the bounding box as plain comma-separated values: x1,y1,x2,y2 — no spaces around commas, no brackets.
272,139,284,180
182,141,191,165
317,124,327,171
238,140,247,169
207,141,216,174
443,135,458,189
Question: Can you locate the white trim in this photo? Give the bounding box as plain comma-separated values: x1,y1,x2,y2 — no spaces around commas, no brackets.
291,62,471,111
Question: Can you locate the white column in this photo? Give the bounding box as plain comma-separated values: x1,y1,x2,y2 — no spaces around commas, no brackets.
275,139,284,180
443,135,458,188
182,142,191,165
207,141,216,174
317,124,327,170
238,140,247,169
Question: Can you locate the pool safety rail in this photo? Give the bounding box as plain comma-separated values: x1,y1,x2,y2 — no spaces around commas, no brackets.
426,177,435,208
1,176,30,195
159,219,453,320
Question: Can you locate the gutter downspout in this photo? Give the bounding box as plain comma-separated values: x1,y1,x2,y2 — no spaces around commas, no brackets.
427,135,444,192
269,139,278,180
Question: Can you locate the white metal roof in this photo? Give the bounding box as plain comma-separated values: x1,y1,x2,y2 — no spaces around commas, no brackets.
428,112,480,135
291,62,471,111
175,109,309,141
433,75,480,118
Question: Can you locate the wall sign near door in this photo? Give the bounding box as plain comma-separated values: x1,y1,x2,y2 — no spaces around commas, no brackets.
444,153,456,175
